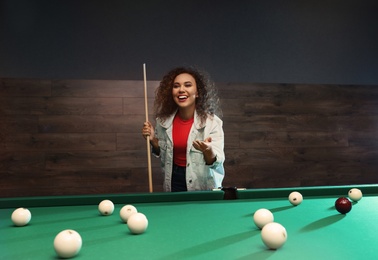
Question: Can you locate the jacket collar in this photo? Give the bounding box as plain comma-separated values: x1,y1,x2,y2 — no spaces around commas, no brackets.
160,110,205,129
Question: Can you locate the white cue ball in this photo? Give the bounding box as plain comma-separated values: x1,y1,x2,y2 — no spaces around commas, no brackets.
98,199,115,216
53,229,82,259
261,222,288,250
120,205,138,223
127,212,148,234
288,191,303,206
348,188,363,202
11,208,32,227
253,208,274,229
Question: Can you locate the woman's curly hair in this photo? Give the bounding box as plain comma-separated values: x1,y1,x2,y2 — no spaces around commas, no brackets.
154,66,222,124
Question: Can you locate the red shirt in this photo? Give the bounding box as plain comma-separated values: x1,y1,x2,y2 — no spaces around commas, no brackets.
173,114,194,167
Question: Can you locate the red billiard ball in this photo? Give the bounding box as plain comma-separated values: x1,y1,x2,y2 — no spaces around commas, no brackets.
335,197,352,214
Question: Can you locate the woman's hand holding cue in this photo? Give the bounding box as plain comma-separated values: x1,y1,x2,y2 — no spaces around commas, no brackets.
142,121,155,140
142,122,160,155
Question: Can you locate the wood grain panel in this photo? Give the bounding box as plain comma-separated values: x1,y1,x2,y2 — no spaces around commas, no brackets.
0,167,164,197
224,148,293,166
0,78,51,97
52,80,159,98
240,131,348,148
223,164,302,188
1,133,116,151
0,152,45,173
216,83,296,99
123,97,155,115
45,151,160,170
293,147,378,163
244,98,378,116
0,116,38,133
2,78,378,197
287,115,378,132
117,133,147,150
223,115,287,132
0,97,123,115
43,97,123,115
223,131,240,149
38,115,145,133
348,131,378,147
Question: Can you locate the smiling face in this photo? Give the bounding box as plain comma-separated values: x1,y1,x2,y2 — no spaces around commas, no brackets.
172,73,198,116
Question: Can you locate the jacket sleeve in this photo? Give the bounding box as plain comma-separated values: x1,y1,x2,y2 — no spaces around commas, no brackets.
206,116,225,169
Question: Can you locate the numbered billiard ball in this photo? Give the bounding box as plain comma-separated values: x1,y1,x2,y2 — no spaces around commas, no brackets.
53,229,82,258
348,188,363,202
261,222,288,250
288,191,303,206
11,208,32,227
98,199,115,216
120,205,138,223
127,212,148,235
253,208,274,229
335,197,352,214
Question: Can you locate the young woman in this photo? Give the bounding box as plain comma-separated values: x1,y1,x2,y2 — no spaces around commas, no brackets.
142,66,225,192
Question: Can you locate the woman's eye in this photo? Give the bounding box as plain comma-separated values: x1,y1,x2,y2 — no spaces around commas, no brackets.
173,83,192,88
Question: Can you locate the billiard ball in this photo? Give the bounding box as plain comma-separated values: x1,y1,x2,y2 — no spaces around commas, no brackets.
335,197,352,214
11,208,32,227
120,205,138,223
261,222,287,250
98,199,115,216
253,208,274,229
127,212,148,234
348,188,363,202
53,229,82,258
288,191,303,206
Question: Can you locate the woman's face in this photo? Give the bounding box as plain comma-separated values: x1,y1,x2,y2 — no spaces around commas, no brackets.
172,73,198,110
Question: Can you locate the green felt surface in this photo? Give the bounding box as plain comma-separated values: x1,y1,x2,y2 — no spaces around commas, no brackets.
1,186,378,259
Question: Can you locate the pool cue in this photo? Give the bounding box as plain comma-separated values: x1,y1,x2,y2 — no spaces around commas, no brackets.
143,63,153,193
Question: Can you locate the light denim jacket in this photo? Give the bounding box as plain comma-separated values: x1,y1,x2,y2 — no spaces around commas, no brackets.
153,111,225,191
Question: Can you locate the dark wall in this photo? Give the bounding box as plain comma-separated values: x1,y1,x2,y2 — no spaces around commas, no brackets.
1,0,378,84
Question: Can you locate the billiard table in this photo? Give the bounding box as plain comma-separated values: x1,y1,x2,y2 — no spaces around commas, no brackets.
1,184,378,259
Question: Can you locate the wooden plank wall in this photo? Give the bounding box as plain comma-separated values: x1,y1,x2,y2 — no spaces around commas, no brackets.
1,79,378,197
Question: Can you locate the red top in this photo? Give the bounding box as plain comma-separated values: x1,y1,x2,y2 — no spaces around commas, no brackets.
173,114,194,167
